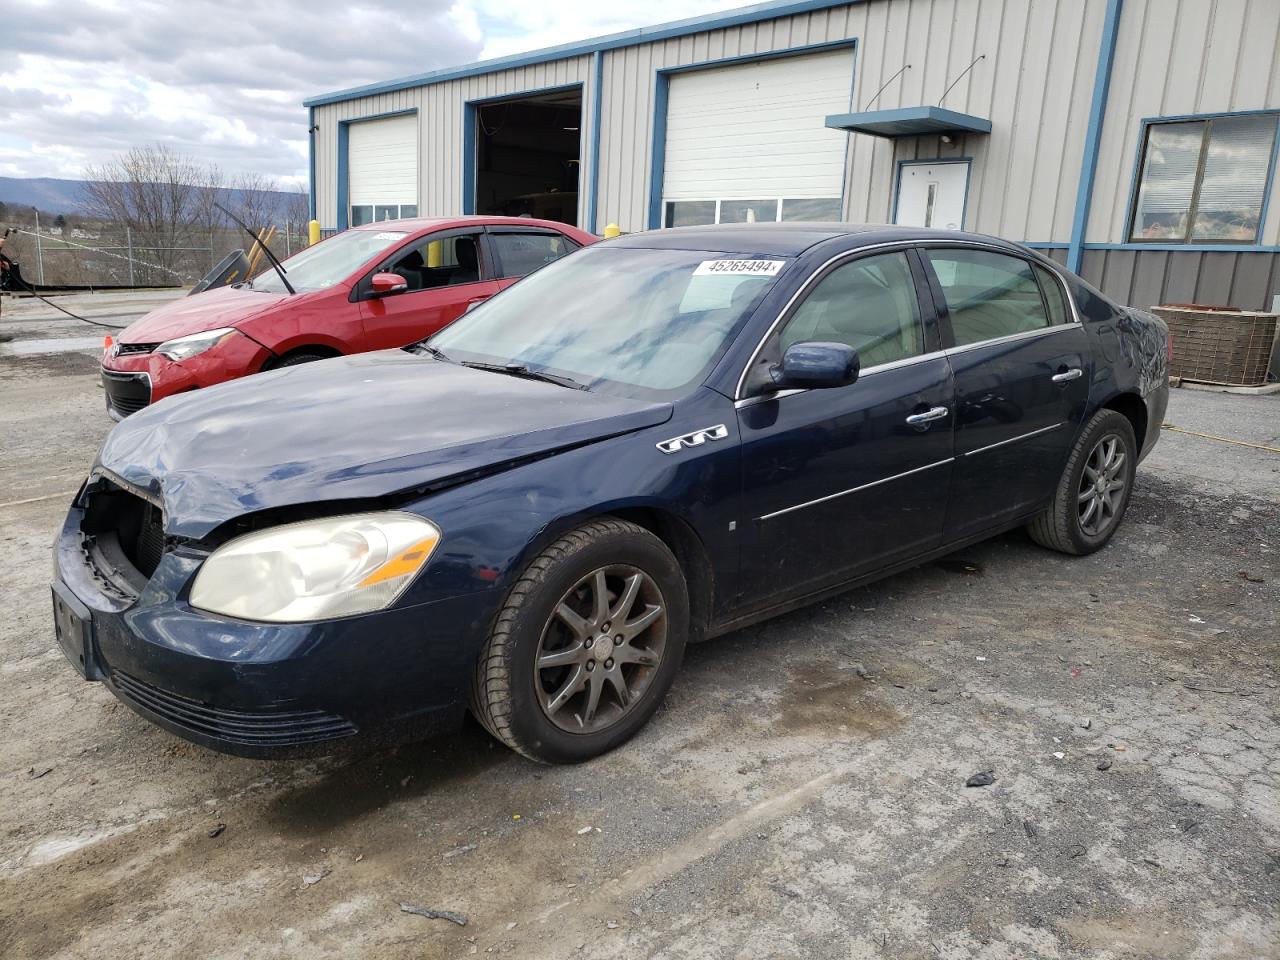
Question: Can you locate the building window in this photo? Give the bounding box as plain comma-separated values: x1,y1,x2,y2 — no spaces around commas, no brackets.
350,203,417,226
664,197,841,228
1129,114,1279,243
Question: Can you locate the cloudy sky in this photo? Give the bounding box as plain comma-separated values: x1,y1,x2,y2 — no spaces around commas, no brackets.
0,0,749,187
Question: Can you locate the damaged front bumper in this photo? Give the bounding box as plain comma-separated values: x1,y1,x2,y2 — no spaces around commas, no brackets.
51,495,487,759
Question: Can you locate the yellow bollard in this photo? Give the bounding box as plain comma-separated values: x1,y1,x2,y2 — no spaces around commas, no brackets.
603,223,621,239
427,240,442,268
308,220,321,246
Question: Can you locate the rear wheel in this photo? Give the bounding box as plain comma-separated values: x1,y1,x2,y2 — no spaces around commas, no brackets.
1028,409,1137,555
469,518,688,763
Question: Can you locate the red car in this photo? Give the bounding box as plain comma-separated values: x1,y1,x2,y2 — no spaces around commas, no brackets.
100,217,596,417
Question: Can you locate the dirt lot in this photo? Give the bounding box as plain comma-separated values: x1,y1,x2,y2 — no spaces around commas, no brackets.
1,295,1277,959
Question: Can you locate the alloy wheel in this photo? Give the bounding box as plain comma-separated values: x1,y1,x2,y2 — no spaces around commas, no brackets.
534,565,667,734
1077,433,1127,537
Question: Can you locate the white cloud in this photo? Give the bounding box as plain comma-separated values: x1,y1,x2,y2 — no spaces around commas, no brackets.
0,0,747,183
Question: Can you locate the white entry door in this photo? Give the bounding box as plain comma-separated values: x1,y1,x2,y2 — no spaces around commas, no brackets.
894,161,968,230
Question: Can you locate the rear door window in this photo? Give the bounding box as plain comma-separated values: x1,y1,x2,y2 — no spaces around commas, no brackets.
490,232,579,279
925,248,1050,347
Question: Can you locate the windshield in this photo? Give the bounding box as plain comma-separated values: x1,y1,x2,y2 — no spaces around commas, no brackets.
427,246,788,399
251,229,407,293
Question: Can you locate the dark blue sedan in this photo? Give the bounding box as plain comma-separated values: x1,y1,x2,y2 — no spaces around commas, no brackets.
52,224,1169,762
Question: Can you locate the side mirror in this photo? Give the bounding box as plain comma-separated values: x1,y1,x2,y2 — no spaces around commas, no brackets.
370,272,408,296
771,341,860,390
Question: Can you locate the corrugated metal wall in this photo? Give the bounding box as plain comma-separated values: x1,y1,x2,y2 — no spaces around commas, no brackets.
1088,0,1280,245
313,57,593,229
1039,247,1280,312
313,0,1108,237
595,0,1107,234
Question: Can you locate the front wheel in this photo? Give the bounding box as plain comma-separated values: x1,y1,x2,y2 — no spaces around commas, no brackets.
1028,409,1137,555
469,518,689,763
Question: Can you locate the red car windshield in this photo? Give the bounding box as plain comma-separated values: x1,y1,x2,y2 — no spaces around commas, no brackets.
251,229,408,294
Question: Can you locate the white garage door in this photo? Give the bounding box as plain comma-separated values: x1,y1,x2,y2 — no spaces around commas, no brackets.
348,114,419,226
662,48,854,227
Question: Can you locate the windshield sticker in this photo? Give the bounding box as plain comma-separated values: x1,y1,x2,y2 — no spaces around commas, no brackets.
693,259,785,277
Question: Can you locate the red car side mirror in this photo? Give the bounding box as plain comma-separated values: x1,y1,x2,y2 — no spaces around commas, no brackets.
370,272,408,296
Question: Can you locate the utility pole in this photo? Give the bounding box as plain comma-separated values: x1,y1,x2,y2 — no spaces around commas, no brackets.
33,208,45,285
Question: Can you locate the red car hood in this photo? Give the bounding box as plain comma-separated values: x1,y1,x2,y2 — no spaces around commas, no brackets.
117,285,293,344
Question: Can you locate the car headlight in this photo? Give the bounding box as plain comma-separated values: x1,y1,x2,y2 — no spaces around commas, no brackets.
189,513,441,622
157,327,238,361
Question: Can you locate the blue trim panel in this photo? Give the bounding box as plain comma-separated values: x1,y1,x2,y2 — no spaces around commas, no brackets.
588,51,605,234
1122,109,1280,247
648,73,670,230
336,121,349,230
337,108,419,231
826,106,991,138
1067,0,1124,274
647,38,859,231
308,107,317,222
304,0,868,108
891,158,973,229
462,83,585,220
462,104,476,216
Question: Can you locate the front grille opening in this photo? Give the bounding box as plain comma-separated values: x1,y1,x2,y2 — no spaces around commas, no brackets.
116,342,159,356
101,370,151,416
82,480,167,589
112,670,358,747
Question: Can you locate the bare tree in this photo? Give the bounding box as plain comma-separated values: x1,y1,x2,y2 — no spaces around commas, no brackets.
227,172,284,232
83,144,224,284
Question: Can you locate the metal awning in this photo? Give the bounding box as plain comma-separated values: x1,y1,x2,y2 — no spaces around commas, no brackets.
825,106,992,138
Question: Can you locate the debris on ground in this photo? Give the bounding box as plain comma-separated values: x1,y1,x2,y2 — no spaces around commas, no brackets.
208,823,226,839
1079,718,1092,730
1237,570,1265,584
302,869,330,886
27,766,52,780
1184,683,1252,696
576,826,593,835
399,902,468,926
607,920,620,929
1023,820,1039,840
965,771,995,787
443,843,478,859
1097,759,1113,771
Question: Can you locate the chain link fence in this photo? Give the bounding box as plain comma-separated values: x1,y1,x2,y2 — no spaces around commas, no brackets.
2,220,312,290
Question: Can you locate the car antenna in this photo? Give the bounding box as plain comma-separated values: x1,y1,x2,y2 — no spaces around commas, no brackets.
214,202,296,295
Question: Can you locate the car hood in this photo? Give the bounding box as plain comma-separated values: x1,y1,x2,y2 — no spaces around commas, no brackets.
96,351,673,539
116,284,294,344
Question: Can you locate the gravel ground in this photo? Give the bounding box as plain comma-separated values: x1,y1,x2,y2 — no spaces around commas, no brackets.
1,295,1277,959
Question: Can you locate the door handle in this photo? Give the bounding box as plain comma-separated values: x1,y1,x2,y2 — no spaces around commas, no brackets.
1052,367,1083,383
905,406,949,426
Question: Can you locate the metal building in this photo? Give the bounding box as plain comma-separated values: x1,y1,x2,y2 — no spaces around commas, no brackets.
305,0,1280,310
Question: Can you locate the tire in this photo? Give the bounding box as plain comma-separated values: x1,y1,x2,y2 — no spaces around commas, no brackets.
1028,408,1138,556
270,350,331,369
469,518,689,764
